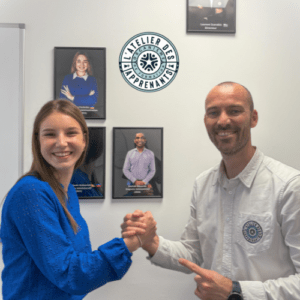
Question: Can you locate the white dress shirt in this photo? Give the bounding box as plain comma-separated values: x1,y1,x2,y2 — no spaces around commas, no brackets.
73,72,88,81
150,148,300,299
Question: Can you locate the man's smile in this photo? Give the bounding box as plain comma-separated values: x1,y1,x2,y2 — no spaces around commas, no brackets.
216,131,236,137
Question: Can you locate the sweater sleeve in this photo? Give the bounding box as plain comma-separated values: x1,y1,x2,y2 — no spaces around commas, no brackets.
73,76,98,107
59,75,70,100
10,180,132,295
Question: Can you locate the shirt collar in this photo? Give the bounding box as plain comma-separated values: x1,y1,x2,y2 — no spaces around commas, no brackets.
213,148,264,188
73,72,88,81
134,147,147,153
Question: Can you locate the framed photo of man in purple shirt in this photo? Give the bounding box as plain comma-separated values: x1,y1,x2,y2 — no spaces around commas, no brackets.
113,127,163,199
54,47,106,119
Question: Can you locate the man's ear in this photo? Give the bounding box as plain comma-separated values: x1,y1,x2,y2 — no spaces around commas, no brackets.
250,109,258,128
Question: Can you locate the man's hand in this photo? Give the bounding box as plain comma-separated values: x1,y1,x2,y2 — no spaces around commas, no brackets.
179,258,232,300
134,180,146,186
121,210,147,237
121,210,159,255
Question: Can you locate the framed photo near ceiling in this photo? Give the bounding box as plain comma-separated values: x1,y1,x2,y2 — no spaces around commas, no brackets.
54,47,106,119
113,127,163,199
71,127,106,199
187,0,236,33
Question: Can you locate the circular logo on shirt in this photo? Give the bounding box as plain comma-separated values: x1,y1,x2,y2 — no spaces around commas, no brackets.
242,221,263,244
119,32,179,92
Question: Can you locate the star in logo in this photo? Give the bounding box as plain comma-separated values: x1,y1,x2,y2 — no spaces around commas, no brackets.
140,53,158,72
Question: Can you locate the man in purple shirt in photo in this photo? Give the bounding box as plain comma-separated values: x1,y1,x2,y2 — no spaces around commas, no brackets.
123,133,156,191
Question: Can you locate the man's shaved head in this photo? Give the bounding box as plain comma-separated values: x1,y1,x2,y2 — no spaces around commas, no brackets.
206,82,254,112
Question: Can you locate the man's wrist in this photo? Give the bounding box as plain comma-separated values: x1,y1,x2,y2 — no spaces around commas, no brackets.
227,281,243,300
142,235,159,256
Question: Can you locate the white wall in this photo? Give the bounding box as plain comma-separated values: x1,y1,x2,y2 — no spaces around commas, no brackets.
1,0,300,299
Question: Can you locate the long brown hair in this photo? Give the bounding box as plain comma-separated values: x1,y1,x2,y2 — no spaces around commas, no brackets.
24,99,89,233
70,51,93,76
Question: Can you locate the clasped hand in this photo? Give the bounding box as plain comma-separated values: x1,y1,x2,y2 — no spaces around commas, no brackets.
121,210,158,251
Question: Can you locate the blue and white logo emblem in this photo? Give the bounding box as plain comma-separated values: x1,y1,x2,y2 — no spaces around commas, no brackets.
119,32,179,92
242,221,263,244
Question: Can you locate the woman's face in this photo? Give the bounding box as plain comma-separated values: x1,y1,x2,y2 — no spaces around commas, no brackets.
75,54,89,76
39,112,86,179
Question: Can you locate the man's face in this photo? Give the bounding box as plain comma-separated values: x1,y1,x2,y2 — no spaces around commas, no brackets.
134,133,146,148
204,84,258,156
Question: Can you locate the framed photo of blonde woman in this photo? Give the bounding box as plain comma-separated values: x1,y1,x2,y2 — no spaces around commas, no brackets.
54,47,106,119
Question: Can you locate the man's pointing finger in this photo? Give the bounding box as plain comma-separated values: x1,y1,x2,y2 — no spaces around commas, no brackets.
178,258,208,277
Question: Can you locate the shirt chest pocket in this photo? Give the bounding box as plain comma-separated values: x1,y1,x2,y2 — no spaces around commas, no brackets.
236,213,273,254
142,158,150,169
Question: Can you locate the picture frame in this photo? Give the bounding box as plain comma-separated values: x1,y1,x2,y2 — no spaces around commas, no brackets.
71,127,106,199
187,0,236,33
54,47,106,119
113,127,163,199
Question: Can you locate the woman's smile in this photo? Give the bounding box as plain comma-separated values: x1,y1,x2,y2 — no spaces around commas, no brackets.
39,112,86,178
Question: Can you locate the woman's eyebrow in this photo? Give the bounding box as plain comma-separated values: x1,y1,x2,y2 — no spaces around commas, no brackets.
41,127,80,132
40,128,55,132
67,127,80,130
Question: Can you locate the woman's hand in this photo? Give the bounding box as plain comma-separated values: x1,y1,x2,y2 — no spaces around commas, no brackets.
89,90,95,96
123,236,141,253
121,210,159,255
61,85,74,101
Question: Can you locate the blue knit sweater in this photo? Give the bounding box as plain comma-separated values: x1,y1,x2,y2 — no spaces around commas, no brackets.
1,176,132,299
59,74,98,107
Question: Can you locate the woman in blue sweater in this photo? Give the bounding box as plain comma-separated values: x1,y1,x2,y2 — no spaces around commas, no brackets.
60,52,98,108
1,100,154,299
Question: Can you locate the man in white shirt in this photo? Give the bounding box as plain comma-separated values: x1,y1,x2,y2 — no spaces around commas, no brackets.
122,82,300,300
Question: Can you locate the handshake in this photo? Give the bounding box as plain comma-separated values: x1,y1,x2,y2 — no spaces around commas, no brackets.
121,210,159,255
121,209,234,300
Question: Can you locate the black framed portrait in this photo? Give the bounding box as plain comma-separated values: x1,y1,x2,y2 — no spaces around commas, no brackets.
71,127,106,199
113,127,163,199
187,0,236,33
54,47,106,119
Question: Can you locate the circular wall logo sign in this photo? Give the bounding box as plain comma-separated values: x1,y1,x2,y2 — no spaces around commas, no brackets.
119,32,179,92
242,221,263,244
